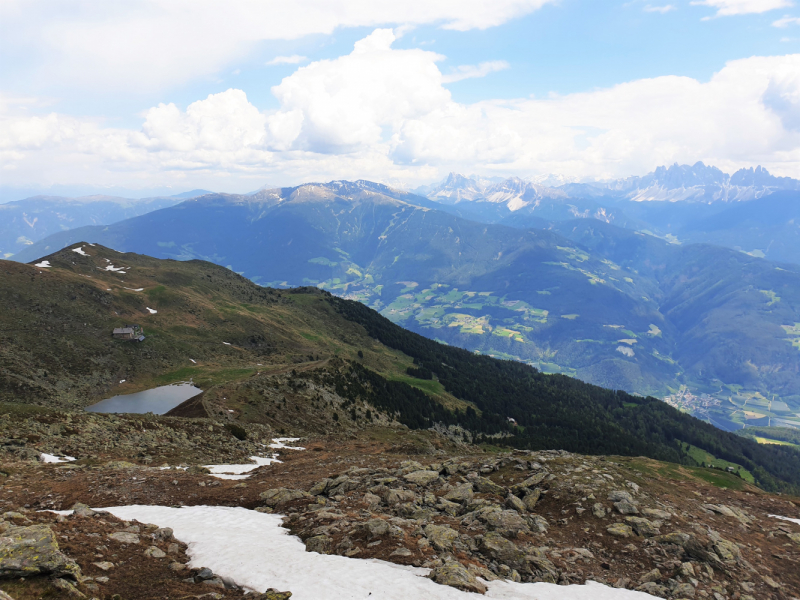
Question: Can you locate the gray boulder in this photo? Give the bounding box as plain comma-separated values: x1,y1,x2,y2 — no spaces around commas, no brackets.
0,524,81,579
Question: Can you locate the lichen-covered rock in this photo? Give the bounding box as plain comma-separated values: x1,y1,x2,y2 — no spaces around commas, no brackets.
444,483,474,503
641,508,671,520
305,535,332,554
526,514,548,533
635,581,669,597
428,562,487,594
144,545,166,558
712,537,741,562
606,523,634,538
254,589,293,600
71,502,96,518
260,488,310,507
482,510,530,538
424,524,460,552
109,531,140,544
473,477,504,495
509,473,547,496
613,500,639,515
608,490,634,503
359,518,390,539
0,524,81,579
625,517,660,537
505,494,526,513
522,489,540,511
592,503,606,518
479,532,527,571
309,478,331,496
403,470,440,486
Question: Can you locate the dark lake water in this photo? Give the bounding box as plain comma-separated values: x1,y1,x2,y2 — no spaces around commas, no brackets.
86,383,202,414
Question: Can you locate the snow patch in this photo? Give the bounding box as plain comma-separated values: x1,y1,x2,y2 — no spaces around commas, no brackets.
146,307,157,314
204,455,282,478
71,246,89,256
222,342,231,345
34,260,51,268
103,264,127,272
124,287,144,292
190,359,197,364
98,505,655,599
40,453,76,463
119,379,126,383
269,437,305,451
770,514,800,526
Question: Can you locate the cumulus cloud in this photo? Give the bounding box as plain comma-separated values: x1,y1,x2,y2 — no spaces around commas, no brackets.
773,14,800,24
266,55,308,66
1,32,799,189
691,0,793,17
441,61,510,83
2,0,556,92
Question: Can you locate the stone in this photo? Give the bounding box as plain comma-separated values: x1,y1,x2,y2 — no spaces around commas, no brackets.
437,499,461,516
260,488,310,507
154,527,174,541
639,568,662,583
522,489,540,511
255,589,293,600
390,548,412,557
509,473,547,495
364,493,381,506
527,555,559,583
109,531,140,544
762,575,782,589
641,508,671,520
625,517,660,537
635,582,669,597
473,477,505,495
385,489,416,506
360,519,389,539
614,500,639,515
606,523,634,538
52,578,86,598
403,470,440,486
526,514,549,533
424,524,460,552
306,535,332,554
674,582,696,598
505,494,526,513
479,532,528,571
197,567,215,579
71,502,96,518
788,532,800,546
169,561,186,571
652,532,691,547
444,483,474,503
145,545,166,558
428,562,487,594
608,490,634,503
592,503,606,518
92,561,114,571
0,524,82,579
713,538,741,563
309,478,332,496
679,562,695,577
483,510,530,538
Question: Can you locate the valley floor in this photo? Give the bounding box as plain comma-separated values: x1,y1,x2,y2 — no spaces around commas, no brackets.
1,412,799,600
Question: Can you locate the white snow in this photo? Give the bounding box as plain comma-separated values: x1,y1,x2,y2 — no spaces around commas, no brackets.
190,359,197,364
99,505,654,599
146,307,158,314
770,514,800,526
204,454,282,478
103,264,127,272
40,453,76,463
34,260,51,268
124,287,144,292
71,246,89,256
222,342,231,345
269,437,305,450
120,379,126,383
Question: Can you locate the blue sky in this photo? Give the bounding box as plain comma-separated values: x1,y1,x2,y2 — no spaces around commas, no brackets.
1,0,799,196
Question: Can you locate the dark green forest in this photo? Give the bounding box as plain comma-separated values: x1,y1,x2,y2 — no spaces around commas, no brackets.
330,293,800,495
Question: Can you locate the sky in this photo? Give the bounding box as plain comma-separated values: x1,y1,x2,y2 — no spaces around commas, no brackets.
1,0,799,197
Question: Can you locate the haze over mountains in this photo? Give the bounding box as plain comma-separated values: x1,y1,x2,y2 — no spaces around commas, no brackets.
14,172,800,434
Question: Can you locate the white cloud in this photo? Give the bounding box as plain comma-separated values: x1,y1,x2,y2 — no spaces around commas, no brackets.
1,0,556,93
266,55,308,66
644,5,677,13
691,0,793,17
773,14,800,24
441,60,510,83
1,32,799,189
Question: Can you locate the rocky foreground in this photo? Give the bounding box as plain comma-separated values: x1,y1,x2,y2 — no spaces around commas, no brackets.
0,411,799,600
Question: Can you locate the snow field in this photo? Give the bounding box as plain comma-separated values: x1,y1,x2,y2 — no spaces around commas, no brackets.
101,505,656,600
40,453,76,463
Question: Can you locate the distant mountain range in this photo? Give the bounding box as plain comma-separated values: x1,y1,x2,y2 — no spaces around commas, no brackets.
0,190,212,259
416,163,800,264
14,179,800,433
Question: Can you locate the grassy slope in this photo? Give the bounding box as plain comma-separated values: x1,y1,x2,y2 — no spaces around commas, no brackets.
3,242,800,494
